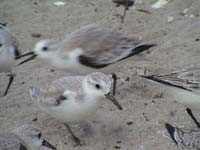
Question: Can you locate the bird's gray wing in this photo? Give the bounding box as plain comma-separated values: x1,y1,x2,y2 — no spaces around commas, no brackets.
62,24,155,68
0,134,27,150
29,76,84,107
144,67,200,93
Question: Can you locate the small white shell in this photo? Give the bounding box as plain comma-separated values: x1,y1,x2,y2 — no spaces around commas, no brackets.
53,1,66,7
152,0,170,9
167,16,174,23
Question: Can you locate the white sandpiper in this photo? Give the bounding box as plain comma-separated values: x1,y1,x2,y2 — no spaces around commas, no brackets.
141,67,200,128
141,67,200,110
0,124,56,150
0,24,21,96
29,72,122,145
19,24,155,73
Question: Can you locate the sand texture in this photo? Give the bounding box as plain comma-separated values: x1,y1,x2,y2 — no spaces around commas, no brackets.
1,0,200,149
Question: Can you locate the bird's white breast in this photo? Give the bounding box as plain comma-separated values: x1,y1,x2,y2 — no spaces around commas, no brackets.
0,48,15,72
45,48,96,74
41,95,100,124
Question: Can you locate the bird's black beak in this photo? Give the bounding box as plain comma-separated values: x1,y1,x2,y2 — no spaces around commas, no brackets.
14,48,21,60
105,92,123,110
17,51,37,65
42,139,57,150
165,123,177,145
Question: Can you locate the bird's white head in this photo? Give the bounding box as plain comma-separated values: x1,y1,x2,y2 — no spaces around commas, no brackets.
83,72,112,97
13,124,56,150
34,39,59,60
83,72,123,110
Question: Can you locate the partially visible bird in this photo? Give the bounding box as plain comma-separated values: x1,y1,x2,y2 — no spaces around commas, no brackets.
29,72,122,145
0,24,20,96
0,124,56,150
141,67,200,111
19,24,155,74
165,123,200,150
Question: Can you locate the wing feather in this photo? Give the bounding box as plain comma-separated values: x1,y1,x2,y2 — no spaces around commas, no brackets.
145,68,200,93
29,76,84,107
62,25,155,68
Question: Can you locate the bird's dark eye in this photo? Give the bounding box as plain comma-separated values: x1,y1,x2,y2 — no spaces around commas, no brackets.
95,84,101,89
42,46,48,51
0,43,2,48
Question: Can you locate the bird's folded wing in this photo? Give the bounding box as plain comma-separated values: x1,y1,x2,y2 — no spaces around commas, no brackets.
61,24,155,68
0,134,27,150
153,67,200,93
30,76,83,107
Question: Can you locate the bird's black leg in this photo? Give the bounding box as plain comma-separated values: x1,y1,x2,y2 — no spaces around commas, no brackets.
186,108,200,128
111,73,117,96
64,123,81,146
2,73,14,96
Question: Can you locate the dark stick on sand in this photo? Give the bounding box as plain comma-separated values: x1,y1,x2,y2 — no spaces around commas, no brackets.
121,0,129,23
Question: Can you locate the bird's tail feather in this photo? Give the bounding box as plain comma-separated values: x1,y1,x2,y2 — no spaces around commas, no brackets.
165,123,178,145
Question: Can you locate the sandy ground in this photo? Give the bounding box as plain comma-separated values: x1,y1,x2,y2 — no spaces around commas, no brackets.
1,0,200,149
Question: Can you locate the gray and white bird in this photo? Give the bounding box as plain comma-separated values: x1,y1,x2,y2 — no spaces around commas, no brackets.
19,24,155,73
141,67,200,110
29,72,122,145
0,24,20,96
141,67,200,129
0,124,56,150
165,123,200,150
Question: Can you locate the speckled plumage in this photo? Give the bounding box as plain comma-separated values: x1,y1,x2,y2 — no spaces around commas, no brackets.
29,72,122,123
0,133,27,150
142,68,200,110
166,123,200,150
0,124,56,150
29,72,121,145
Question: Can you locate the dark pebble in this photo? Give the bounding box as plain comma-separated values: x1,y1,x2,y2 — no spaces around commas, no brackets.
125,77,130,81
112,0,134,7
31,33,41,38
50,69,55,72
126,121,133,125
32,117,38,122
114,145,121,149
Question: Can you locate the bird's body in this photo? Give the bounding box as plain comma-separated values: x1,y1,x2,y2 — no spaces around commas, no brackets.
29,72,122,145
0,133,27,150
19,24,155,74
165,123,200,150
0,124,56,150
0,25,19,72
32,76,99,123
142,67,200,110
30,72,122,124
0,24,20,96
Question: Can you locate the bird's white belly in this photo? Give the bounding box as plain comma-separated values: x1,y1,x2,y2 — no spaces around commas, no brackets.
43,98,99,124
168,87,200,110
0,54,14,72
45,50,116,74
